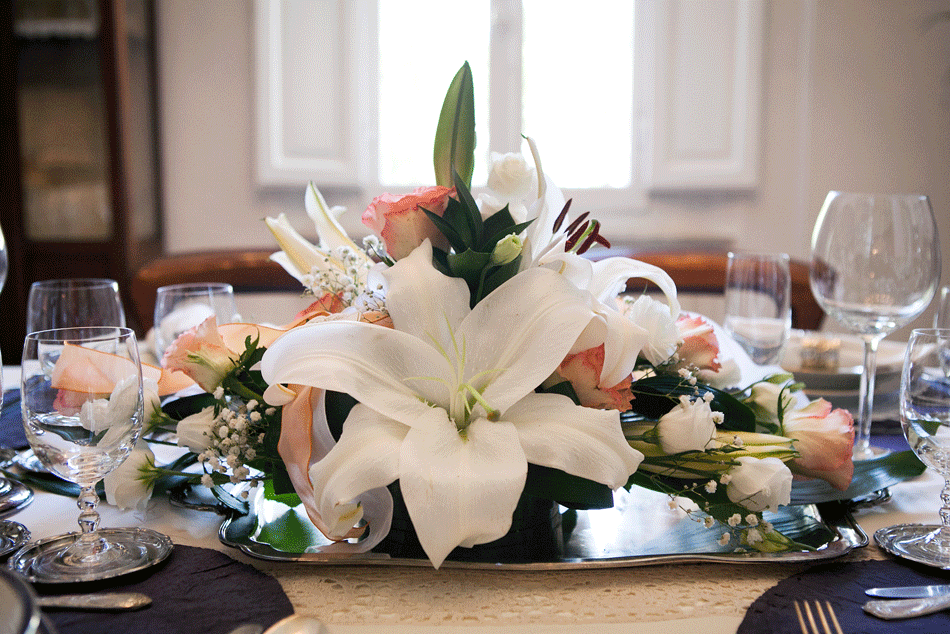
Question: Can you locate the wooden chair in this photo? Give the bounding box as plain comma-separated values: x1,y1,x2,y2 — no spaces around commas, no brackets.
130,249,304,333
597,249,824,331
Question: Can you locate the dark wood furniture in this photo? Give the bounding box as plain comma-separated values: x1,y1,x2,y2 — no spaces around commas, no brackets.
130,250,302,333
0,0,161,361
612,250,824,331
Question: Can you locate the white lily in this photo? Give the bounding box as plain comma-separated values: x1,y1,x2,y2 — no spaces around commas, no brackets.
513,138,681,388
265,183,372,293
261,241,644,567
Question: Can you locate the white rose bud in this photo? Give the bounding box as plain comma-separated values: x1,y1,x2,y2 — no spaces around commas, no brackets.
656,394,716,454
176,406,218,452
490,234,524,266
104,440,154,511
726,456,793,512
748,381,794,420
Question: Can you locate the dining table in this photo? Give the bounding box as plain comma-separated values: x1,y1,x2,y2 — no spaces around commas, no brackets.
2,364,948,634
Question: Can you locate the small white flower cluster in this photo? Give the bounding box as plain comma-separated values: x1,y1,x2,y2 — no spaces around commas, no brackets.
302,244,376,306
195,397,275,498
716,513,775,549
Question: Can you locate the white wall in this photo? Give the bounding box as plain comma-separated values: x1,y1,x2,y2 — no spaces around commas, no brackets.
156,0,950,331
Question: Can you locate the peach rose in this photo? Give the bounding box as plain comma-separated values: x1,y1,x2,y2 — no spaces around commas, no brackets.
555,344,633,411
783,399,855,490
676,314,722,372
162,315,238,392
361,186,454,260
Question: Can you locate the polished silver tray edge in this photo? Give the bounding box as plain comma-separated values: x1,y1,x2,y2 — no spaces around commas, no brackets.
219,494,868,570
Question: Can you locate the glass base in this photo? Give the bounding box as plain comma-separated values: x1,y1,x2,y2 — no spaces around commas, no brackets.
875,524,950,570
853,444,891,461
9,527,173,583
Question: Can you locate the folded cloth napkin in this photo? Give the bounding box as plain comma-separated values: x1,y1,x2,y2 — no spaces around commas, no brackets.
41,545,295,634
739,559,950,633
0,389,27,450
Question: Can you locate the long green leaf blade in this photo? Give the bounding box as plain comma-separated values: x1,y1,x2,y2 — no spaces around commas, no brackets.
433,62,476,188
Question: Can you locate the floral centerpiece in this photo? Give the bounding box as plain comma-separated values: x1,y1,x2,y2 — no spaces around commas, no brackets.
95,63,863,568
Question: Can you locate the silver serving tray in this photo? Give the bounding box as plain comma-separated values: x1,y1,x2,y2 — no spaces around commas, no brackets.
219,486,868,570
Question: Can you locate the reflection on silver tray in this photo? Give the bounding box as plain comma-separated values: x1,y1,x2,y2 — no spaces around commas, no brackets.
0,478,33,518
219,486,868,570
0,520,30,559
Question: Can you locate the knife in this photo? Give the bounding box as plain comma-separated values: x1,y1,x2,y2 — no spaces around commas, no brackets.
865,584,950,599
37,592,152,611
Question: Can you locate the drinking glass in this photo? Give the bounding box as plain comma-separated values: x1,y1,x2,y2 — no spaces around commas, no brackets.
18,327,163,582
723,252,791,365
875,329,950,568
153,283,239,361
935,286,950,329
810,192,941,459
27,279,126,333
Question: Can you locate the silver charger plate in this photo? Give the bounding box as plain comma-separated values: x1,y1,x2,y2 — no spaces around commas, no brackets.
0,478,33,518
0,566,43,634
9,527,173,584
219,486,867,570
0,520,31,560
874,524,950,571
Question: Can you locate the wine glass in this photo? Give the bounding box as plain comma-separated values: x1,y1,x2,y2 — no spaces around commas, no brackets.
27,279,126,333
936,286,950,329
16,327,169,582
153,282,239,361
723,252,791,365
875,329,950,568
810,192,941,460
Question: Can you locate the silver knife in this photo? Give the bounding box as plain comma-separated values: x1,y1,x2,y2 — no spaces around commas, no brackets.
37,592,152,611
865,584,950,599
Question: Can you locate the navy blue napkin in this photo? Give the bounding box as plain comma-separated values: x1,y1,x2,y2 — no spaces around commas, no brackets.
40,545,295,634
1,389,28,449
739,559,950,633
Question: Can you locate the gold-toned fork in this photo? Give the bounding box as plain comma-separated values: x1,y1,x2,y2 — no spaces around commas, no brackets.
794,600,844,634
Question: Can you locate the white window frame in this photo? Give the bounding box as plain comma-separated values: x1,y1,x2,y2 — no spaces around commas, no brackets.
253,0,763,239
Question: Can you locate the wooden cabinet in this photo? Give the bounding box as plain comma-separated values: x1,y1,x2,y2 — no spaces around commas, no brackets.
0,0,161,361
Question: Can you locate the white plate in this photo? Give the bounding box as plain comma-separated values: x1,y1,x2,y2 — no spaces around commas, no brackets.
780,330,906,392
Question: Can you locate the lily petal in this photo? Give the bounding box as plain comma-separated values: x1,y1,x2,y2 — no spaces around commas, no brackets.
589,257,681,318
380,241,471,347
261,321,452,430
265,213,324,279
460,267,594,415
508,392,643,488
309,403,405,537
399,417,527,568
305,182,362,254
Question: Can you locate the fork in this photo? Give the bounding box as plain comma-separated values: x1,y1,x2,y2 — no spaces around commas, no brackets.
794,600,844,634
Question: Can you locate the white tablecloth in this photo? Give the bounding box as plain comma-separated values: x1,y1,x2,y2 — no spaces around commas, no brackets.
3,366,942,633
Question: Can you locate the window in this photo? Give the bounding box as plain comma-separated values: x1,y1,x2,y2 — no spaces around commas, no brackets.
377,0,635,190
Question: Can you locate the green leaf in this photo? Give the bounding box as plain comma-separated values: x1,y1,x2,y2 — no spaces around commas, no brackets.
789,450,926,504
446,248,492,281
629,375,756,432
524,463,614,510
161,393,217,420
477,256,523,301
263,478,302,507
452,170,484,246
483,220,534,252
422,205,467,253
433,62,476,188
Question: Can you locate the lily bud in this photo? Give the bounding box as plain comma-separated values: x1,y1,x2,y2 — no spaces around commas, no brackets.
490,233,523,266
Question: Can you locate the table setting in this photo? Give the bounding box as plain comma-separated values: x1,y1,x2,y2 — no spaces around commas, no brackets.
0,63,949,634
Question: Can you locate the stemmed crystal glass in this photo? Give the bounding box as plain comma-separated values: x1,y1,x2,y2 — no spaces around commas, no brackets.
27,279,126,333
17,327,167,582
723,252,792,365
875,329,950,568
153,282,239,361
810,192,941,459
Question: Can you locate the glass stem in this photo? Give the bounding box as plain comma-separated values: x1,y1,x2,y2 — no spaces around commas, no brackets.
854,334,883,459
69,485,105,560
941,478,950,532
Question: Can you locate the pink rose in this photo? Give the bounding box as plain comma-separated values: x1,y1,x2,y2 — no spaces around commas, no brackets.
555,344,633,411
162,315,238,392
783,399,855,490
676,315,721,372
361,186,454,260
